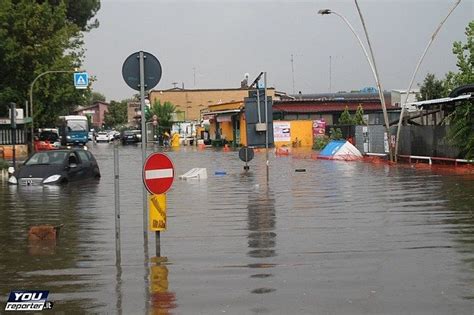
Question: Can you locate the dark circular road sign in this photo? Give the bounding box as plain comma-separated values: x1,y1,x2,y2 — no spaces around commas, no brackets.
239,147,254,162
122,51,162,91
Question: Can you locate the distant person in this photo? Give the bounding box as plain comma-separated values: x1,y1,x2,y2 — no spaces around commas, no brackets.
163,131,170,147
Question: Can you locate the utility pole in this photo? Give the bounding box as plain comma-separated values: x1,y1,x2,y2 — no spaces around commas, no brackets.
10,103,16,169
329,55,332,93
291,54,295,94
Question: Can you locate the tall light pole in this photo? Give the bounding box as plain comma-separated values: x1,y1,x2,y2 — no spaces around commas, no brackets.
29,70,76,151
353,0,393,161
394,0,461,161
318,8,394,161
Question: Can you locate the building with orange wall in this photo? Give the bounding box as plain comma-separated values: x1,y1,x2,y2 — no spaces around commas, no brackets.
149,87,275,121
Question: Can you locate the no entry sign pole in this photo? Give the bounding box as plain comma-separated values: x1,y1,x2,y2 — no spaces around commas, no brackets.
143,153,175,257
139,51,149,249
122,50,163,256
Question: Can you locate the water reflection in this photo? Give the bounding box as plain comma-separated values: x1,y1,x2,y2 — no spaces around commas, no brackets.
1,146,474,313
0,181,105,313
441,177,474,300
149,256,177,314
247,180,277,295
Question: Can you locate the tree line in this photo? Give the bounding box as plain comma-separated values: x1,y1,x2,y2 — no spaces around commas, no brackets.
417,21,473,159
0,0,100,126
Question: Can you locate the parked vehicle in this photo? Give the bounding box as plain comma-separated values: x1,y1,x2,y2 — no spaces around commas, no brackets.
121,130,139,144
96,131,111,143
8,149,101,185
131,130,142,142
111,130,121,140
58,115,89,146
34,130,60,151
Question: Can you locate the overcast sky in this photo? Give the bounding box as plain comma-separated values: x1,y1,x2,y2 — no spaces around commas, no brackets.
83,0,473,101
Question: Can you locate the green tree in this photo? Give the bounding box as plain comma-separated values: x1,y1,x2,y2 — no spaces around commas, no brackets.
417,73,445,101
146,100,176,129
353,104,366,125
338,106,353,125
329,128,343,140
0,0,100,125
104,100,128,128
445,21,474,159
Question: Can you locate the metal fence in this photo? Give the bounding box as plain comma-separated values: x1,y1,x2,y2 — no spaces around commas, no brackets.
354,125,460,158
0,128,26,145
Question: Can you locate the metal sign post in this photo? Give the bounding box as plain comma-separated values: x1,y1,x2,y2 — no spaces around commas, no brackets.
10,103,16,169
264,72,269,181
139,51,148,248
113,141,121,265
122,50,163,255
143,152,175,257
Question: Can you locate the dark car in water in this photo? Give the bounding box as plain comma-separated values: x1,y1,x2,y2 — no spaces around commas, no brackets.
121,130,140,144
8,149,101,185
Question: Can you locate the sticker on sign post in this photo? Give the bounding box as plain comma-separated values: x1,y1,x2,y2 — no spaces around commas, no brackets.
149,194,166,231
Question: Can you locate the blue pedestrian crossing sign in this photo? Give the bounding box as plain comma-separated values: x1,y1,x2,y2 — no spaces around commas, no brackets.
74,72,89,89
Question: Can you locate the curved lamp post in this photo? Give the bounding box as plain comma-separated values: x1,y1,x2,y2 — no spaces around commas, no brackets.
29,70,76,151
394,0,461,162
318,8,394,161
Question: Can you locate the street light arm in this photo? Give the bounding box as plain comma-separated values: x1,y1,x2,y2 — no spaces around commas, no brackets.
394,0,461,161
324,11,378,84
29,69,77,152
319,7,393,158
29,70,76,119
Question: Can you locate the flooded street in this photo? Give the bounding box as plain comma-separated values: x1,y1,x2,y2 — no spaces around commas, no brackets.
0,144,473,314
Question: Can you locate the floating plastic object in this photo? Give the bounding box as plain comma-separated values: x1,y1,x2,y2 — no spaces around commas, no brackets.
179,168,208,180
276,146,290,156
295,169,306,172
215,170,227,176
318,140,363,161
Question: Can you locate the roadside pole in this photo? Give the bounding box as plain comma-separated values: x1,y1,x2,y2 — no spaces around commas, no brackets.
10,103,16,169
122,51,162,314
144,153,174,257
113,141,121,265
139,51,149,247
264,72,269,181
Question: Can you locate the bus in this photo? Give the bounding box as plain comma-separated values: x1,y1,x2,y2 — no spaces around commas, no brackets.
58,115,89,146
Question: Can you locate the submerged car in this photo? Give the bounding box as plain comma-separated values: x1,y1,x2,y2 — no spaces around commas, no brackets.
8,149,101,185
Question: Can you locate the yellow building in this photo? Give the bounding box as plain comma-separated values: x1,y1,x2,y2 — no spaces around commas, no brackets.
273,120,314,148
149,87,275,121
204,101,247,146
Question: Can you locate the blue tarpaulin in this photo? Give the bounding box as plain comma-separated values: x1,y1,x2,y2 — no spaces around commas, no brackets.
319,140,346,158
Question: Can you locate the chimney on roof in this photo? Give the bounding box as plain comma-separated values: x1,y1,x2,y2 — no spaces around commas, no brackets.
241,73,249,88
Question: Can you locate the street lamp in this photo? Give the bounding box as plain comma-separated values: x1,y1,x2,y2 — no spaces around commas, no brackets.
29,70,77,151
393,0,461,161
318,7,394,161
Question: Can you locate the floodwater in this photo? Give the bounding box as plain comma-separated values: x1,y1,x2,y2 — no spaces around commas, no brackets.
0,144,473,314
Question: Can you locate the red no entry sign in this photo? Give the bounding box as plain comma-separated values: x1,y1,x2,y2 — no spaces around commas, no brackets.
143,153,175,195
